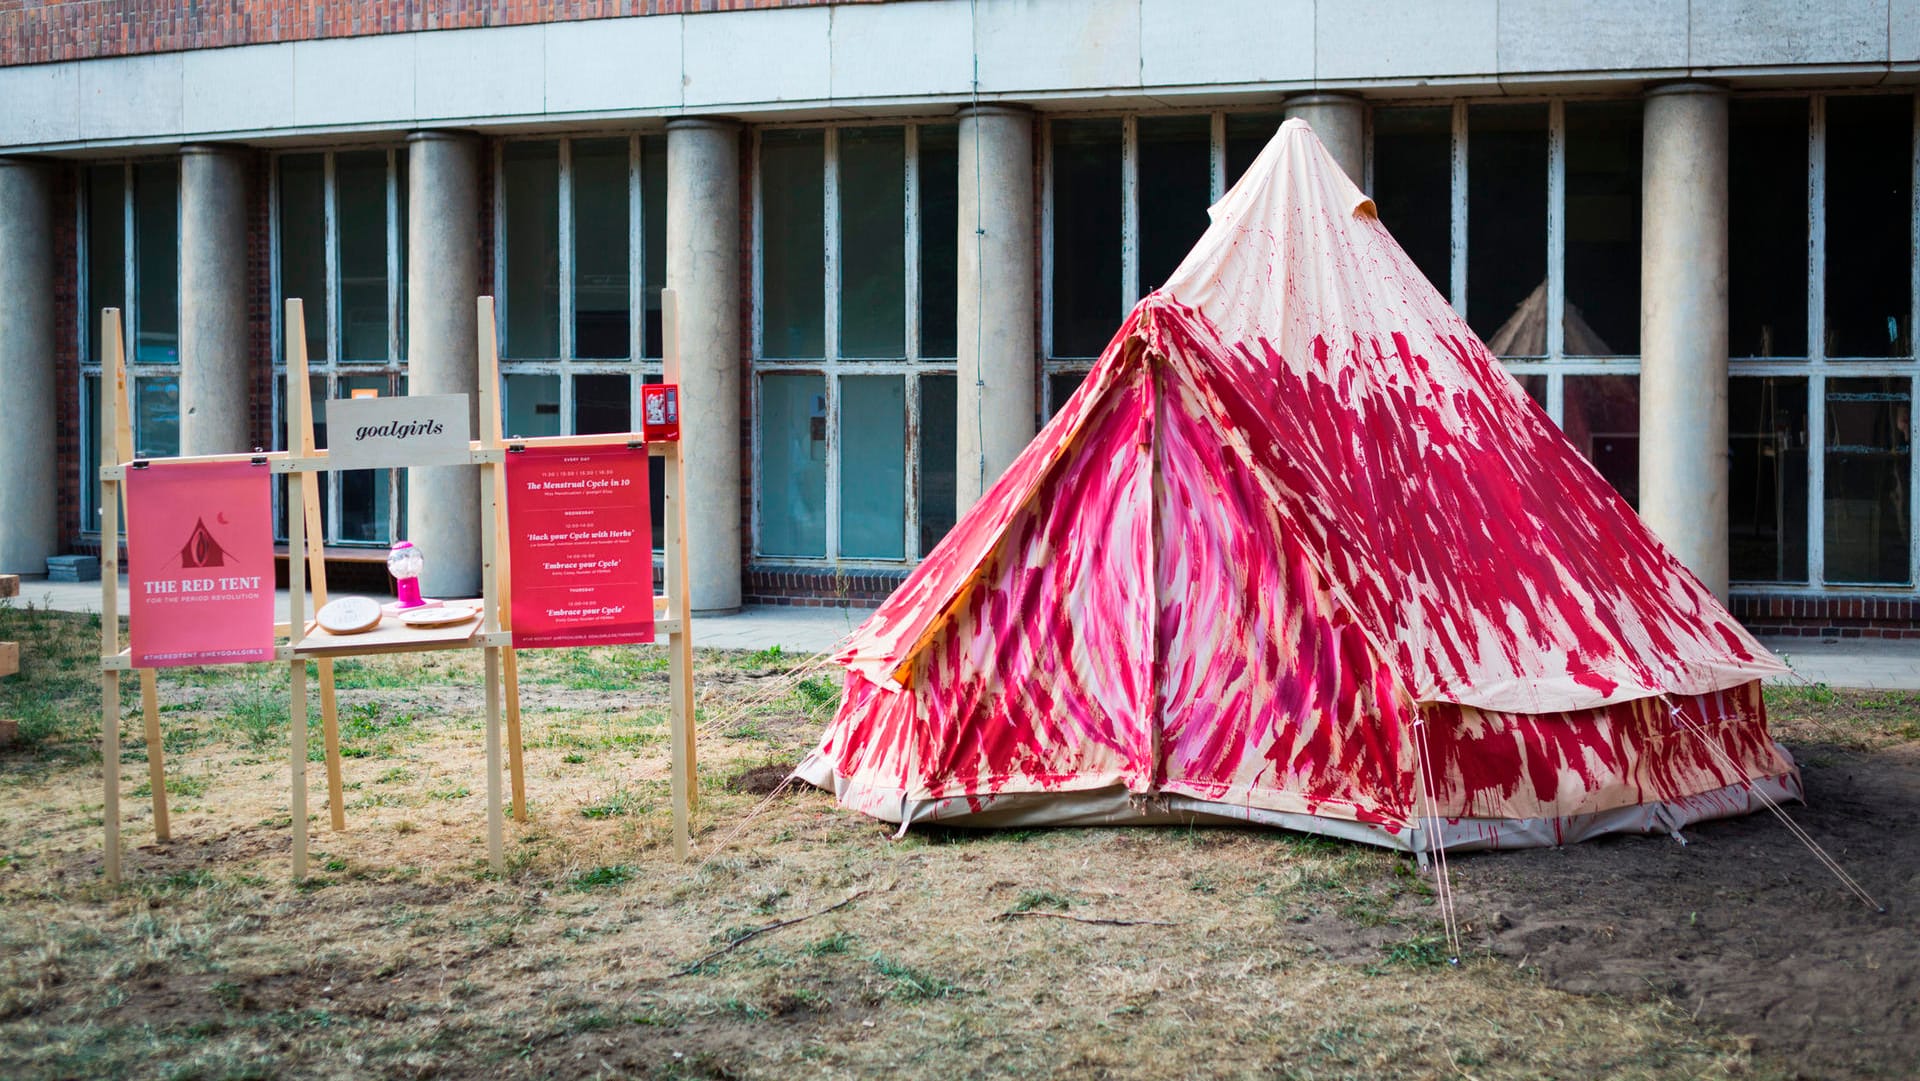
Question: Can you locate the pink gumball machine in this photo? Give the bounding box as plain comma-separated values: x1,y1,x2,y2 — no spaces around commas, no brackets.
387,540,427,610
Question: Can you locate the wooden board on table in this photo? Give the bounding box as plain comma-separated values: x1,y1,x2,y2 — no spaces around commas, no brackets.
293,600,484,657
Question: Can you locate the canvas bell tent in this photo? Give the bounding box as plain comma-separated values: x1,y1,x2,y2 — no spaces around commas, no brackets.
797,119,1799,852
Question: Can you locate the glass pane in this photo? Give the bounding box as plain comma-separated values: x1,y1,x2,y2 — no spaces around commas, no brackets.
1730,98,1809,358
503,373,562,438
643,373,665,547
1370,106,1452,300
1467,104,1548,351
839,375,906,558
396,152,409,360
1825,377,1912,583
1225,112,1285,189
918,373,957,554
1514,373,1547,409
86,166,125,364
1051,119,1123,358
575,373,631,435
336,151,391,362
1563,374,1640,507
573,138,631,359
337,376,392,543
840,127,907,359
759,372,827,556
278,155,329,362
919,124,959,359
134,161,179,364
1729,377,1810,582
642,136,667,359
1138,115,1214,294
82,375,101,523
761,130,826,358
133,376,179,459
1047,370,1090,419
1564,103,1641,356
503,141,560,358
306,377,332,539
1826,95,1914,358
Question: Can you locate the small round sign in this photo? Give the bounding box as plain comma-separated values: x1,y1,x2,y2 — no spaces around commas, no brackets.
315,595,383,635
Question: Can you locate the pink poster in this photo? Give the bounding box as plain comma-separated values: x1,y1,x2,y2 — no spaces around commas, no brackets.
506,445,655,649
126,460,276,668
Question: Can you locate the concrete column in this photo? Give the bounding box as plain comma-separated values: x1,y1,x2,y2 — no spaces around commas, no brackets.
0,159,57,575
405,131,483,598
1640,83,1730,598
956,104,1037,511
1284,93,1365,184
179,145,251,455
667,118,743,614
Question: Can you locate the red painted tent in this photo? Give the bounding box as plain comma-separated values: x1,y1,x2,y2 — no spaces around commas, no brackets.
797,119,1800,851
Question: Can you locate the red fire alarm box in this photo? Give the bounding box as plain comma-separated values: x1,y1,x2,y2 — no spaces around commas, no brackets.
642,383,681,441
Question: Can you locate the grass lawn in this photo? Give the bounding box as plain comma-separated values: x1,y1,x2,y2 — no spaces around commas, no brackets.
0,598,1914,1080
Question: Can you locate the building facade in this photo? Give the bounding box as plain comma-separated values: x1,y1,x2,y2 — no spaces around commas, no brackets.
2,0,1918,635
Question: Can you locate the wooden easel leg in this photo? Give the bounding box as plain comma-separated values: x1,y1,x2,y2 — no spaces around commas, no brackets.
318,658,345,831
140,669,169,843
678,627,696,814
668,629,691,860
290,659,309,882
504,648,526,822
483,646,505,874
103,670,122,885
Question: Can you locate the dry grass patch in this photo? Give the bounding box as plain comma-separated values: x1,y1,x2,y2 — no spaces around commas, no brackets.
1,602,1913,1078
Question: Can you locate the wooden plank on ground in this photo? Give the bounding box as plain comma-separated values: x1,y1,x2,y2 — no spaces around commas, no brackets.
0,573,18,598
0,640,16,678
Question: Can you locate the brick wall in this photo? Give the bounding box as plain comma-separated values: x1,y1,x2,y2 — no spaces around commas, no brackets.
52,163,80,552
1729,594,1920,639
0,0,887,68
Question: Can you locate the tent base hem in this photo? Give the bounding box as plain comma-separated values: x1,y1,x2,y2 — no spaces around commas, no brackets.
796,756,1804,853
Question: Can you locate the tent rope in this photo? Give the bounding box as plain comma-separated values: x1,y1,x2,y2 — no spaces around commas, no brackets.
1668,700,1883,913
1411,716,1463,962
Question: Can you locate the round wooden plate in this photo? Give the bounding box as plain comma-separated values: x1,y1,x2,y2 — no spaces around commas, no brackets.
398,604,479,628
315,595,383,635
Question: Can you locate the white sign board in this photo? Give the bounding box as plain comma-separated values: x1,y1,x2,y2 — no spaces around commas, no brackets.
326,394,473,470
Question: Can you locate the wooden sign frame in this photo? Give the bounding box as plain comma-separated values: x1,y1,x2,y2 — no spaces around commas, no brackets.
96,293,697,884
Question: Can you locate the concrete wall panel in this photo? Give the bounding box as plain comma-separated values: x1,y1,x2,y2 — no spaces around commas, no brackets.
1888,0,1920,62
1690,0,1887,68
544,16,683,115
77,52,181,141
415,24,546,120
1140,0,1312,87
184,44,294,134
0,64,79,146
974,0,1141,94
1316,0,1497,82
1497,0,1688,74
293,35,416,128
829,1,974,100
684,6,831,106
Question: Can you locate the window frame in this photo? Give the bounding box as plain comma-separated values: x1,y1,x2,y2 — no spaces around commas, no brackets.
749,120,956,567
1720,90,1920,593
77,158,181,535
269,145,409,548
492,133,662,438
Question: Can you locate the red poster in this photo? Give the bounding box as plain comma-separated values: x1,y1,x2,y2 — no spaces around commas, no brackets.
506,445,654,648
126,461,276,668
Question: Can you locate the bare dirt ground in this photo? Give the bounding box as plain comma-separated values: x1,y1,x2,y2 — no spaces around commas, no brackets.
0,600,1915,1080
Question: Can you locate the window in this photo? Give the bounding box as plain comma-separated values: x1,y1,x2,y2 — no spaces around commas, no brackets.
1369,100,1642,507
1043,110,1285,415
1728,93,1918,588
753,124,959,563
496,135,669,545
273,148,409,546
80,160,179,530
